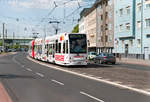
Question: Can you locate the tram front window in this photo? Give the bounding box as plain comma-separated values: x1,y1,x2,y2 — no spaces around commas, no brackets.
69,34,87,54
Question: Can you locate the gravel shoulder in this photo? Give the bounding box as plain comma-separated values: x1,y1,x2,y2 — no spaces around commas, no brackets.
65,64,150,92
28,57,150,92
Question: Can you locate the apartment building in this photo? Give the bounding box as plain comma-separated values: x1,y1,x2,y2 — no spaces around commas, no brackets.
96,0,114,53
79,0,114,53
79,6,97,51
114,0,150,60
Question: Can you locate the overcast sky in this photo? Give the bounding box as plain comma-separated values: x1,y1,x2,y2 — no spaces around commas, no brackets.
0,0,95,38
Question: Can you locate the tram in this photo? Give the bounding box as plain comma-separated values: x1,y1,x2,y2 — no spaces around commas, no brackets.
29,33,88,66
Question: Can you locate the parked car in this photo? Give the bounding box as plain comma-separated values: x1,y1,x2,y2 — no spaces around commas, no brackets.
7,49,13,52
88,52,97,60
0,46,2,53
94,53,116,64
12,49,17,52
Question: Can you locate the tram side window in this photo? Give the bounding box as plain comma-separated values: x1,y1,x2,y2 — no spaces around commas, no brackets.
39,45,42,54
53,44,55,53
58,43,61,53
46,44,48,55
66,40,68,53
56,40,58,53
63,42,65,53
49,44,52,55
38,45,39,53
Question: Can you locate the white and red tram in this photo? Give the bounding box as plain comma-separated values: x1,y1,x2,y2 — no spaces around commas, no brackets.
29,33,88,66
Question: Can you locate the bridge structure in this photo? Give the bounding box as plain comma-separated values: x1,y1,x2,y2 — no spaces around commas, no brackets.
0,37,34,48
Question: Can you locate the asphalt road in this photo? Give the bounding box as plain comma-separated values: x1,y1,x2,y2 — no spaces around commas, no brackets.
0,52,150,102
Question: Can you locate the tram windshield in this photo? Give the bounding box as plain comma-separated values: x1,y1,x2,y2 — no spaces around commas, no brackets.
69,34,87,54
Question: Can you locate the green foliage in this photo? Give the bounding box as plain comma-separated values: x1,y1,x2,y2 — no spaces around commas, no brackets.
72,24,79,33
0,41,2,46
13,44,19,49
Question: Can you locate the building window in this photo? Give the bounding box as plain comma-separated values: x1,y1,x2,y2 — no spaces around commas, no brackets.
101,36,103,42
130,40,133,46
108,12,112,18
126,6,130,15
101,15,103,20
105,35,108,42
137,3,142,12
105,12,108,19
145,0,150,8
108,35,112,42
119,24,123,32
122,40,124,48
108,0,112,5
105,24,108,30
146,4,150,8
147,34,150,38
119,8,123,16
126,23,130,31
146,18,150,28
137,21,141,29
137,39,141,47
106,0,108,6
101,25,103,31
108,23,112,30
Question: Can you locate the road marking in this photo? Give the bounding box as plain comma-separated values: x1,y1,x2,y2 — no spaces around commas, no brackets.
26,68,32,71
51,79,64,85
82,73,87,75
113,81,122,84
27,56,150,96
12,56,22,66
36,72,44,77
97,77,103,79
80,91,104,102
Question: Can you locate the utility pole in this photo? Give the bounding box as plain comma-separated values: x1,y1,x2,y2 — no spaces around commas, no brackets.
13,32,15,47
2,23,5,52
49,21,60,35
5,29,7,39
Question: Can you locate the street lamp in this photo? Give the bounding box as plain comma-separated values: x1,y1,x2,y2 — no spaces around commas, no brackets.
33,32,39,39
49,21,60,35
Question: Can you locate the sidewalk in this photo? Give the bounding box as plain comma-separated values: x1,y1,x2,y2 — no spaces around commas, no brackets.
0,52,17,57
117,58,150,67
0,82,12,102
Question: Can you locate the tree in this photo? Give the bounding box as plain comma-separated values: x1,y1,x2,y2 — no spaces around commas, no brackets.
0,41,2,46
13,44,19,49
72,24,79,33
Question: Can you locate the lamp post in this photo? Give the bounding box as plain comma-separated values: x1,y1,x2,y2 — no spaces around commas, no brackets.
2,23,5,52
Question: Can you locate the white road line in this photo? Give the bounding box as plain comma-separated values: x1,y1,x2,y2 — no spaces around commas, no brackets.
97,77,103,79
80,91,104,102
51,79,64,85
36,72,44,77
27,56,150,96
26,68,32,71
12,56,22,66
